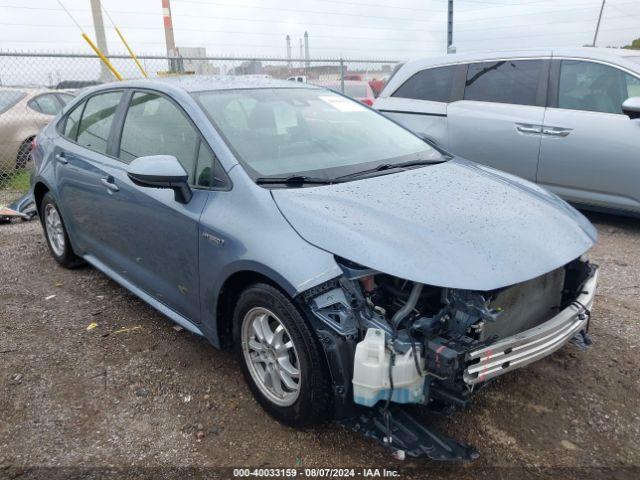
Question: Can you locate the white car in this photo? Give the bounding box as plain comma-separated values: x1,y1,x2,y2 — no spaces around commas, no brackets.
375,48,640,216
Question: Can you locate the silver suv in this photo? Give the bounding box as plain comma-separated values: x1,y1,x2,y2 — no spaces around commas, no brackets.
375,48,640,216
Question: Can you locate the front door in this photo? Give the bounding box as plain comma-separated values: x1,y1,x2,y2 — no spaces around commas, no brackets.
98,90,212,322
537,59,640,213
447,59,549,182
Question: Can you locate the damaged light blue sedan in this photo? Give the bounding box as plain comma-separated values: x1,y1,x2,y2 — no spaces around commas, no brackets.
31,77,598,461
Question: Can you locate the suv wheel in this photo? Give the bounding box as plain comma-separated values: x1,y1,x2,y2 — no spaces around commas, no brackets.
41,193,84,268
233,283,332,427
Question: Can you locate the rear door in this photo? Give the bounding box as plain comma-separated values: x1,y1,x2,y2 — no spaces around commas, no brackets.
54,90,124,255
374,65,460,148
537,59,640,213
446,58,550,181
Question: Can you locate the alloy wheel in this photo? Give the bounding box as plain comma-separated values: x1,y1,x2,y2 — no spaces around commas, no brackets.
44,203,65,257
241,307,301,407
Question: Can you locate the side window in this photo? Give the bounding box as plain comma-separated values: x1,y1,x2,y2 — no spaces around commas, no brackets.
195,141,227,188
29,94,62,115
558,60,640,114
119,92,199,183
464,60,543,106
63,102,84,140
392,66,456,102
76,92,122,155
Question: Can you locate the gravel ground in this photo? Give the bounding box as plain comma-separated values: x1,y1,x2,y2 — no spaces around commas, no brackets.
0,213,639,479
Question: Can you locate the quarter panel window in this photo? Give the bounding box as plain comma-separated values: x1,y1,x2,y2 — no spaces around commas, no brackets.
558,60,640,114
464,60,543,106
63,102,84,140
119,92,198,183
195,141,227,188
76,92,122,155
392,66,456,102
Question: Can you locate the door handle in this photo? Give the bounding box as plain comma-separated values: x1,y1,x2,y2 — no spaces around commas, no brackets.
100,177,119,192
542,127,572,137
515,124,542,134
55,152,68,165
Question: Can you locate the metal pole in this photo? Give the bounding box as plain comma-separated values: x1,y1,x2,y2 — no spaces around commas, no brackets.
340,58,344,94
90,0,110,80
447,0,453,53
286,35,292,70
304,31,310,69
82,32,123,80
592,0,606,47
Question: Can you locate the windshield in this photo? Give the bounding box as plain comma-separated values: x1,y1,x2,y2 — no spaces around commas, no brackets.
0,90,26,115
196,88,442,181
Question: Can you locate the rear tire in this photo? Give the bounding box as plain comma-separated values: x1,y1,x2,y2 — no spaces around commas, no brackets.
41,192,84,268
233,283,332,427
15,138,33,170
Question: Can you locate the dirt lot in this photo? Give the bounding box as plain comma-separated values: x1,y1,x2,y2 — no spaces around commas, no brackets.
1,212,639,479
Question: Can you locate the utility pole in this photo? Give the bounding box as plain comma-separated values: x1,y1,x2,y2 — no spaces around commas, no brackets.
304,31,310,68
299,38,303,69
162,0,178,71
286,35,292,70
89,0,110,80
447,0,455,53
591,0,606,47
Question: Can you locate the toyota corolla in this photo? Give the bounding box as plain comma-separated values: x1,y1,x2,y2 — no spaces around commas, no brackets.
30,77,598,461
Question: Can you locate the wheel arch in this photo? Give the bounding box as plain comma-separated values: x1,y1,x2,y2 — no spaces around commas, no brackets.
214,267,298,348
33,181,50,218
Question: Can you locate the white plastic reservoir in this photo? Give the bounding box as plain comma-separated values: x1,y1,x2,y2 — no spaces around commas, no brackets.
352,328,426,407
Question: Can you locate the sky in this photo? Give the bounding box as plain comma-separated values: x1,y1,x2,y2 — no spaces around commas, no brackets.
0,0,638,60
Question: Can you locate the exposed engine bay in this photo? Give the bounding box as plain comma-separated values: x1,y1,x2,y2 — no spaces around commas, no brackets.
301,256,598,460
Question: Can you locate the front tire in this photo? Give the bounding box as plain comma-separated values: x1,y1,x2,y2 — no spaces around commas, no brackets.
41,192,84,268
233,283,332,427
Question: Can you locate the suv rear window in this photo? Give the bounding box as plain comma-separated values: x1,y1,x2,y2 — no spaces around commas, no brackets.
392,66,455,102
0,90,26,115
464,60,543,107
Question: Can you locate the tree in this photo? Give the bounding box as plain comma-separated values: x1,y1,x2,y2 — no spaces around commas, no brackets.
623,38,640,50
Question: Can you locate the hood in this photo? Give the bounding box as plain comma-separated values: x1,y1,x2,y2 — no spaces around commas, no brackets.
271,158,597,291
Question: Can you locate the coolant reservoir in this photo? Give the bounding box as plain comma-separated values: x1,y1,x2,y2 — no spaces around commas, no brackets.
352,328,425,407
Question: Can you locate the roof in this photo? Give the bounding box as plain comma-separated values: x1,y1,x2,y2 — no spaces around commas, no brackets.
400,47,640,72
109,75,321,93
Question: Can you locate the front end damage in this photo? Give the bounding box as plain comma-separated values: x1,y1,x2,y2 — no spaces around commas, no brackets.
299,256,598,461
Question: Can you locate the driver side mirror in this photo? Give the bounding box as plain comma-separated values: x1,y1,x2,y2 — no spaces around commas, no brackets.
622,97,640,120
127,155,193,204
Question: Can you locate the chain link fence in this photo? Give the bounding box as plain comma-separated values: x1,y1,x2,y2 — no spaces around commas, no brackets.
0,52,399,202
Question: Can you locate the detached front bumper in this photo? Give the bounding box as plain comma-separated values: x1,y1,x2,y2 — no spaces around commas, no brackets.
463,266,598,385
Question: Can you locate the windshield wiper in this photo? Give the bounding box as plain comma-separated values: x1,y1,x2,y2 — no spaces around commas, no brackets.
335,158,444,181
255,175,335,186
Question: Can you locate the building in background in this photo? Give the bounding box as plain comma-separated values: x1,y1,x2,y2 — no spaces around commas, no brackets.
174,47,220,75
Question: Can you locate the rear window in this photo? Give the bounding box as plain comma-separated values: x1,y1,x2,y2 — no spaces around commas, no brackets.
0,90,26,115
392,66,456,102
464,60,544,107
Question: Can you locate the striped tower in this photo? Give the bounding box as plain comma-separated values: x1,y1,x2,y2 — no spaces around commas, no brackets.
162,0,177,68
